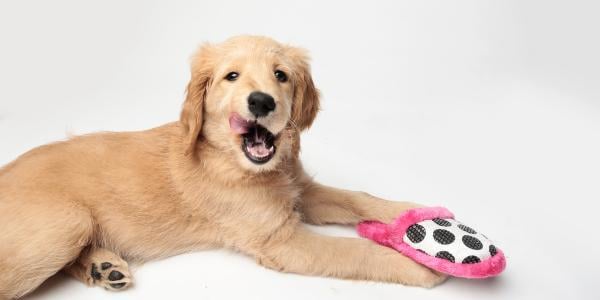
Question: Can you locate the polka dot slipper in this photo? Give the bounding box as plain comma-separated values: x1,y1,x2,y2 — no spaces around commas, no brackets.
357,207,506,278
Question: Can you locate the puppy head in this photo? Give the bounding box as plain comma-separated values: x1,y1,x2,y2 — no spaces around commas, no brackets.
180,36,320,172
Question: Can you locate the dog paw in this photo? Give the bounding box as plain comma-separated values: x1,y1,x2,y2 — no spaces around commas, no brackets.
419,270,448,288
89,258,133,291
408,267,448,288
389,256,449,288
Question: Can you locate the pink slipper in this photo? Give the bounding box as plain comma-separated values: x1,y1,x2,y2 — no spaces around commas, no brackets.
357,207,506,279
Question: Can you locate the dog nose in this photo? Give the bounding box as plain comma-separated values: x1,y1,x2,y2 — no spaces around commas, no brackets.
247,91,276,117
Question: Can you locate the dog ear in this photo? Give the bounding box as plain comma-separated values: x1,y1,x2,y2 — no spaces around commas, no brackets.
287,47,320,131
180,44,215,155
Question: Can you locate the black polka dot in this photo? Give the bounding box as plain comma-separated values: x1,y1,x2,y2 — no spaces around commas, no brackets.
433,229,455,245
489,245,497,257
462,256,481,264
462,235,483,250
458,224,477,234
406,224,426,243
432,218,452,227
435,251,455,263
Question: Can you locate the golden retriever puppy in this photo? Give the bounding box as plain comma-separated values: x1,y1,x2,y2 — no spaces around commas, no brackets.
0,35,446,299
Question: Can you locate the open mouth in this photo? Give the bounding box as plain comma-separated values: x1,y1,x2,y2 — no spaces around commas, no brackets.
229,113,277,164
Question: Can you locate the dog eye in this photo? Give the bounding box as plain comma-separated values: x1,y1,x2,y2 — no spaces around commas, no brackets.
274,70,288,83
225,72,239,81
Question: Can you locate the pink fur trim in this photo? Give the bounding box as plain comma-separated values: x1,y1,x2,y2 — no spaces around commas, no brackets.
388,207,454,245
357,207,506,278
356,220,392,247
393,242,506,278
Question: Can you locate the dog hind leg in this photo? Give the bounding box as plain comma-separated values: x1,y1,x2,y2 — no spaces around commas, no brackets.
0,198,94,299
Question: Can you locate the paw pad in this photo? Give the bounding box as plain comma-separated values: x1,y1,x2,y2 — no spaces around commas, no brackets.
101,262,112,270
110,282,127,289
90,261,132,291
108,270,124,281
90,263,102,280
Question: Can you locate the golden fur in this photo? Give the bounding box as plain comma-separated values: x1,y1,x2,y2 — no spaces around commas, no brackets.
0,36,446,299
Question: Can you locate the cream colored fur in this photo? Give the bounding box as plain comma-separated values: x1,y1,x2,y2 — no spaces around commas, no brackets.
0,36,446,299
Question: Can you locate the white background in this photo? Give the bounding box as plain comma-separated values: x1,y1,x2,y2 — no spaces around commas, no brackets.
1,1,599,299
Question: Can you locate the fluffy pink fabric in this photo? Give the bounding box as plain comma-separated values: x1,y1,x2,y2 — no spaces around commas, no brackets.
357,207,506,279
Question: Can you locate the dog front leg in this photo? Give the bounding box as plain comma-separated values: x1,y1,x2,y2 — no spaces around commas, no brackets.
298,181,420,225
257,226,446,287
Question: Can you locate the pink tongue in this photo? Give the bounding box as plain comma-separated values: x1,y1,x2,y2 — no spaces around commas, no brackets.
229,113,251,134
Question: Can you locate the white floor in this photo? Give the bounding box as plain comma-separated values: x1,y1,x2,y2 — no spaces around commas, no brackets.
1,1,599,299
